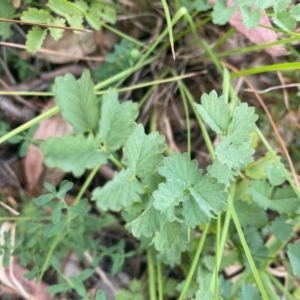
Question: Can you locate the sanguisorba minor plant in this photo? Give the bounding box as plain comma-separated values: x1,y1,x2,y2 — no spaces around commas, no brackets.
1,1,300,299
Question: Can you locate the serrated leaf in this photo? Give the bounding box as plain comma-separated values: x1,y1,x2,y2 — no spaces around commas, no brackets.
129,200,167,238
229,103,258,144
0,0,15,17
195,290,214,300
158,152,202,186
26,27,47,53
270,216,292,241
93,168,143,211
272,11,296,31
153,180,186,220
212,0,236,25
234,200,267,228
250,180,299,213
21,8,51,23
153,221,181,251
189,175,228,219
290,4,300,21
207,159,237,186
193,0,212,12
53,70,99,132
183,197,209,227
254,0,274,9
123,125,165,180
216,138,254,170
239,284,262,300
287,242,300,279
99,90,138,152
240,6,261,29
194,90,231,135
48,18,65,40
41,134,108,177
102,6,117,24
273,0,291,13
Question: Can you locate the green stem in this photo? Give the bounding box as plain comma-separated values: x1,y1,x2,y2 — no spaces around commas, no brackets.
228,185,269,300
179,223,210,300
157,260,163,300
147,250,157,300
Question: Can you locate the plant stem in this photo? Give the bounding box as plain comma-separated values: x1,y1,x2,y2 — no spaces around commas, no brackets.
147,250,157,300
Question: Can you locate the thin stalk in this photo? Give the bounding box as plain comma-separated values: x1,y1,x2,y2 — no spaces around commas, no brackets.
214,214,221,300
228,186,269,300
157,260,163,300
268,273,296,300
147,250,157,300
179,223,210,300
160,0,175,59
0,106,60,144
261,272,281,300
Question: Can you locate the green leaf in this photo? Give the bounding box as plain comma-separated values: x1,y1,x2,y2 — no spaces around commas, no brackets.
273,0,291,12
228,103,258,145
44,182,56,193
195,290,214,300
290,4,300,21
96,289,106,300
193,0,212,12
153,221,182,251
48,18,65,40
254,0,274,9
239,284,262,300
215,138,254,170
272,11,296,31
46,283,70,294
129,199,166,238
0,0,15,38
270,216,292,241
250,180,299,214
99,90,138,152
35,194,55,206
240,6,261,30
153,180,187,220
287,242,300,279
212,0,236,25
207,159,237,186
70,275,87,297
77,268,94,281
194,90,231,135
52,202,63,224
102,6,117,24
158,152,202,186
26,27,47,53
183,196,210,227
21,8,51,23
41,134,108,177
123,125,165,180
57,180,73,199
93,168,143,211
53,70,100,133
189,175,228,220
264,162,285,186
234,200,267,228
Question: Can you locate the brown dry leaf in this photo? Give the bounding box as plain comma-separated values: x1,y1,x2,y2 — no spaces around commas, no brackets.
24,100,72,195
36,31,97,64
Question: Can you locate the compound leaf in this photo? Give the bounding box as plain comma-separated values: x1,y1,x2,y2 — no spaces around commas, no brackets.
194,90,231,135
290,4,300,21
229,103,258,145
207,159,237,186
158,152,202,186
53,70,99,133
153,221,182,252
41,134,108,177
99,90,138,152
26,27,47,53
49,18,65,40
93,168,143,211
123,125,165,180
287,242,300,279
